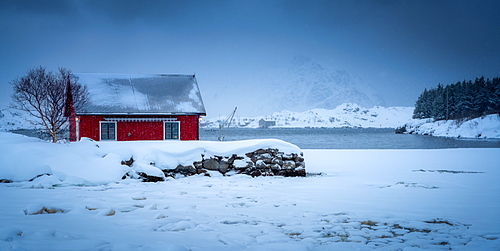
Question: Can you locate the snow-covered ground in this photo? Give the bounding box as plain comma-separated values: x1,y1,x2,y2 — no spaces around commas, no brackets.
1,132,499,250
402,114,500,139
203,103,414,129
0,132,301,184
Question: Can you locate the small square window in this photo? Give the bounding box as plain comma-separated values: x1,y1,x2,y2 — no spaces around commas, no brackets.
165,122,179,140
100,122,116,140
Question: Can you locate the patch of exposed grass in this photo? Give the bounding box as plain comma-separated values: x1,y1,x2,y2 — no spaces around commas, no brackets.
424,219,453,226
392,224,432,233
360,220,378,226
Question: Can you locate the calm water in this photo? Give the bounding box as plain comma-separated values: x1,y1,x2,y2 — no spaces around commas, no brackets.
200,128,500,149
10,128,500,149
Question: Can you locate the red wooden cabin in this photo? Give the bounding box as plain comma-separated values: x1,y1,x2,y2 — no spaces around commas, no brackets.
65,73,206,141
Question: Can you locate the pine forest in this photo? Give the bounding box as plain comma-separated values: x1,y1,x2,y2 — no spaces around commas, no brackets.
413,77,500,120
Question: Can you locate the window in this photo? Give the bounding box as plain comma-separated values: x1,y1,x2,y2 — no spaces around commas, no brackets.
165,122,179,140
100,122,116,140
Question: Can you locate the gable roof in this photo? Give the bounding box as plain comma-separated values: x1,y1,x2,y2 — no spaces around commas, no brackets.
73,73,206,116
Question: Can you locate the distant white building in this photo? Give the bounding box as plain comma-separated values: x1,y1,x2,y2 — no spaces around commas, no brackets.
259,119,276,128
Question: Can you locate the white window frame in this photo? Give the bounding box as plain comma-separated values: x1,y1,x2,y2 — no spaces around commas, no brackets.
164,121,180,140
99,121,117,141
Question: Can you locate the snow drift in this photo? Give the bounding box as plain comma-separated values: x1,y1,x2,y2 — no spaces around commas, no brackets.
0,132,302,185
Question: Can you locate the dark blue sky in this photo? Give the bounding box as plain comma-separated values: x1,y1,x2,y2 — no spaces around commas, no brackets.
1,0,499,115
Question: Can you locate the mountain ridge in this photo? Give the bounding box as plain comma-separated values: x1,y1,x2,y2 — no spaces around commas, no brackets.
202,56,386,117
203,103,414,129
261,57,385,113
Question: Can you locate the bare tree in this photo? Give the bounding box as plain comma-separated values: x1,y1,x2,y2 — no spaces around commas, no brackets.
10,66,89,142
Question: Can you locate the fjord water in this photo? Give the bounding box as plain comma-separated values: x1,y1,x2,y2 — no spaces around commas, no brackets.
200,128,500,149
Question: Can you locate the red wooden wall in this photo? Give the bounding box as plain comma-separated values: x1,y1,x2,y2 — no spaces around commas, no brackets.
75,115,200,141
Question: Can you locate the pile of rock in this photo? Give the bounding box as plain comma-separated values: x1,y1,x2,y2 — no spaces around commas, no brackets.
241,148,306,177
159,148,306,179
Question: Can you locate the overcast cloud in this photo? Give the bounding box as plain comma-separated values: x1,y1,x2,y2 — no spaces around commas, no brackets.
1,0,499,116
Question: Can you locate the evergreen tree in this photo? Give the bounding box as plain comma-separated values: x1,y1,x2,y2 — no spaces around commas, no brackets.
473,76,488,117
413,76,499,121
485,77,500,114
446,84,458,119
432,84,446,120
492,77,500,114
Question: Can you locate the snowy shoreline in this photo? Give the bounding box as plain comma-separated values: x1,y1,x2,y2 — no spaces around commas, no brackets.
399,114,500,139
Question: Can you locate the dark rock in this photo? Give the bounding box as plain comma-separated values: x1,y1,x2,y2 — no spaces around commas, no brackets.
227,154,238,165
196,169,208,175
255,160,269,169
295,169,306,177
296,162,306,169
193,161,203,169
282,160,296,169
137,172,164,182
294,155,305,163
203,158,219,171
254,149,269,155
261,154,274,164
282,153,295,161
250,170,262,177
218,161,231,173
29,173,51,182
276,169,306,177
270,164,281,171
121,157,134,167
395,126,407,134
175,165,196,175
271,157,283,166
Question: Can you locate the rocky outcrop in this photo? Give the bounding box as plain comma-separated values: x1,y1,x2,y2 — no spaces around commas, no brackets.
394,126,406,134
242,148,306,177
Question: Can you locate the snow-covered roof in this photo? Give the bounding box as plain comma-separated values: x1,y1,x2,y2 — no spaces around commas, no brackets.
73,73,206,115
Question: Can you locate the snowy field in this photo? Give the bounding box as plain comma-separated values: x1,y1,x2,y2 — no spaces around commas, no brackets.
1,134,500,250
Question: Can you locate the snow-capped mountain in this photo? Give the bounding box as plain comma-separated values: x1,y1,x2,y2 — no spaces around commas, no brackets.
202,56,385,117
203,103,414,129
270,56,384,112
